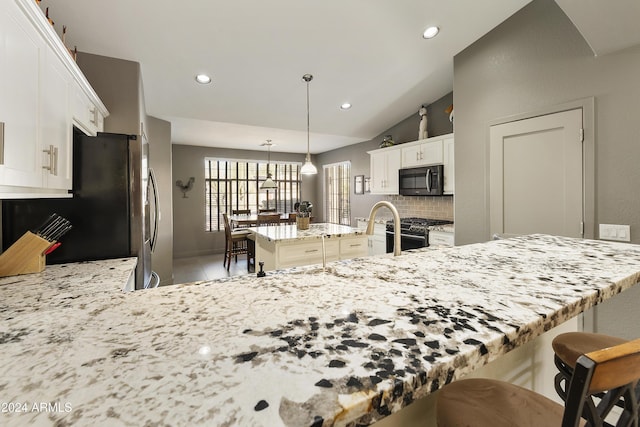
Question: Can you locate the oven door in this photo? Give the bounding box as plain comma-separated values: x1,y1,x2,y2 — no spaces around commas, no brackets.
386,230,427,253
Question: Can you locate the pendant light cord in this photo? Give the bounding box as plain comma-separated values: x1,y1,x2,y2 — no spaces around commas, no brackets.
306,78,310,158
300,74,317,174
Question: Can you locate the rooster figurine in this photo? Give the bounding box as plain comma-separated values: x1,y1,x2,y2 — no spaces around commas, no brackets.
176,177,195,198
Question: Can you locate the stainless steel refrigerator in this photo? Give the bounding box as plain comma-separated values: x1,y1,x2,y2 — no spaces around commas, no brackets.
2,130,159,290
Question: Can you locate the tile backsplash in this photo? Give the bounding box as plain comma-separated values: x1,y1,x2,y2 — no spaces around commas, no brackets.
386,195,454,220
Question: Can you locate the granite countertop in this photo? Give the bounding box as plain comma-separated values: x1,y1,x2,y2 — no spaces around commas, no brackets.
2,235,640,427
248,223,364,242
428,224,454,233
354,217,391,225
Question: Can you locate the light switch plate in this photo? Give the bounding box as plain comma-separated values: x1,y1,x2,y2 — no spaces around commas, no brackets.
599,224,631,242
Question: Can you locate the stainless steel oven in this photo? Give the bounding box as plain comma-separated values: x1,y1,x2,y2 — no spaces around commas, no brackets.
385,229,427,252
385,217,453,253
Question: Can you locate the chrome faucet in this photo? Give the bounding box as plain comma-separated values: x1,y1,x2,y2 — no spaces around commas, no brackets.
366,201,401,256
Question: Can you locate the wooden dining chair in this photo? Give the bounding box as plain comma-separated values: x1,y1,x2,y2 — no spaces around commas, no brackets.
222,213,250,270
232,209,251,215
258,208,277,213
436,338,640,427
257,213,280,226
287,212,297,224
231,209,252,228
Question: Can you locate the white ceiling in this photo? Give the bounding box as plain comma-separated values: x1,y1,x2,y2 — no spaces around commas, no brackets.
42,0,640,154
555,0,640,56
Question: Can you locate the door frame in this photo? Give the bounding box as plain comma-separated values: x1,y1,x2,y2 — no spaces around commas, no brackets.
486,97,595,240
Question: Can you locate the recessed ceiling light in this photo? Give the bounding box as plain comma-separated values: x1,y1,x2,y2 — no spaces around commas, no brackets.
340,103,352,110
195,74,212,84
423,26,439,39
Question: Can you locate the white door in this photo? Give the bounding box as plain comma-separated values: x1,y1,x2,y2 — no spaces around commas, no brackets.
490,108,583,238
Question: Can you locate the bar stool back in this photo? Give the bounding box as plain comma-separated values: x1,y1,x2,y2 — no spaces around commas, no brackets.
436,338,640,427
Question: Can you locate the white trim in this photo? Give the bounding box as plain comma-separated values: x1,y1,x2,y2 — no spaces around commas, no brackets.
15,0,109,117
204,157,302,166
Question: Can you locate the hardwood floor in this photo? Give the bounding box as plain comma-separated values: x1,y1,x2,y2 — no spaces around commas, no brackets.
172,253,251,285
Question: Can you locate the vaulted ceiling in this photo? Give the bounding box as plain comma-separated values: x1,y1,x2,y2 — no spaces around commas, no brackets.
43,0,640,154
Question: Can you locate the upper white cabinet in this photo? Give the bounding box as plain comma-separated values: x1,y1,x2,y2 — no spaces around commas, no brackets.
41,48,73,190
367,132,454,196
401,138,443,168
368,147,401,194
0,0,43,191
0,0,108,198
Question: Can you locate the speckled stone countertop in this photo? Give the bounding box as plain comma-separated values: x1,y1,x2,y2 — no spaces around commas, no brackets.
354,217,391,225
428,224,454,233
248,223,364,242
2,235,640,427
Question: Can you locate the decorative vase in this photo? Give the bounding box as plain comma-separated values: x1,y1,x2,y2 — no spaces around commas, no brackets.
296,216,310,230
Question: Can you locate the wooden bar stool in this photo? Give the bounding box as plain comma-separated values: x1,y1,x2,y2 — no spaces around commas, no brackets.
436,338,640,427
552,332,628,403
222,213,250,270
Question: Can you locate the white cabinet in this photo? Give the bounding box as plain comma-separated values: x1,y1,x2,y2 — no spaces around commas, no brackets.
277,240,340,269
256,233,368,271
443,137,454,195
0,0,108,198
72,83,104,137
357,220,387,256
396,133,455,195
0,0,43,191
401,139,443,168
41,48,72,190
429,230,454,247
339,237,369,259
368,147,401,194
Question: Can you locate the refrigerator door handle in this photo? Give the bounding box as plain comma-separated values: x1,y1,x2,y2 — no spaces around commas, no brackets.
149,167,160,253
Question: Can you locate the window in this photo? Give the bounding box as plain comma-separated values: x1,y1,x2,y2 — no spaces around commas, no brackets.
205,159,301,231
323,161,351,225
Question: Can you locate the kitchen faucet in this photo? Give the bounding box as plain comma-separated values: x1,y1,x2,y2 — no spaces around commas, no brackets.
367,201,401,256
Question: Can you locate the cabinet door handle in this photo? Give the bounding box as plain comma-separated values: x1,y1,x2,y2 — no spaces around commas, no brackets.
305,249,319,253
349,243,362,247
89,106,97,125
43,144,55,174
52,146,58,176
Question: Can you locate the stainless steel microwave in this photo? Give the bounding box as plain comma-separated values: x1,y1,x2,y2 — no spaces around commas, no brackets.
398,165,444,196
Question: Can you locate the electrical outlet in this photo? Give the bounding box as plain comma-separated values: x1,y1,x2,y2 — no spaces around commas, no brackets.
599,224,631,242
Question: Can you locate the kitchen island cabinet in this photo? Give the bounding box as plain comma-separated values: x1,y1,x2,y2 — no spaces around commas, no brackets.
249,223,367,271
1,235,639,426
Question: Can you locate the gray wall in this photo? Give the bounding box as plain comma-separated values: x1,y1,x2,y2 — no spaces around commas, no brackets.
76,52,141,135
172,144,318,258
453,0,640,337
453,0,640,246
316,92,454,224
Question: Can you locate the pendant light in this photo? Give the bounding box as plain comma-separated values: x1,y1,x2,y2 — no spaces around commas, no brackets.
260,140,277,189
300,74,318,175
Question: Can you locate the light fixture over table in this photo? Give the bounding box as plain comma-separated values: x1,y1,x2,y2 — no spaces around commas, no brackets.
300,74,317,175
260,139,277,189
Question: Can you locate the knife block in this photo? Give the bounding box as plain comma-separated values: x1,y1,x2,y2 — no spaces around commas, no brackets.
0,231,51,278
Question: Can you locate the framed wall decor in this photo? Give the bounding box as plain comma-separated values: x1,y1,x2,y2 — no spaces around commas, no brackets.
354,175,364,194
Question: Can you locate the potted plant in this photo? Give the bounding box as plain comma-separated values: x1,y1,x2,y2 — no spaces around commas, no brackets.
295,201,312,230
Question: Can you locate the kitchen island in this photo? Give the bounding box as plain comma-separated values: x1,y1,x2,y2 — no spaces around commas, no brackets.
249,222,368,271
1,235,640,426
